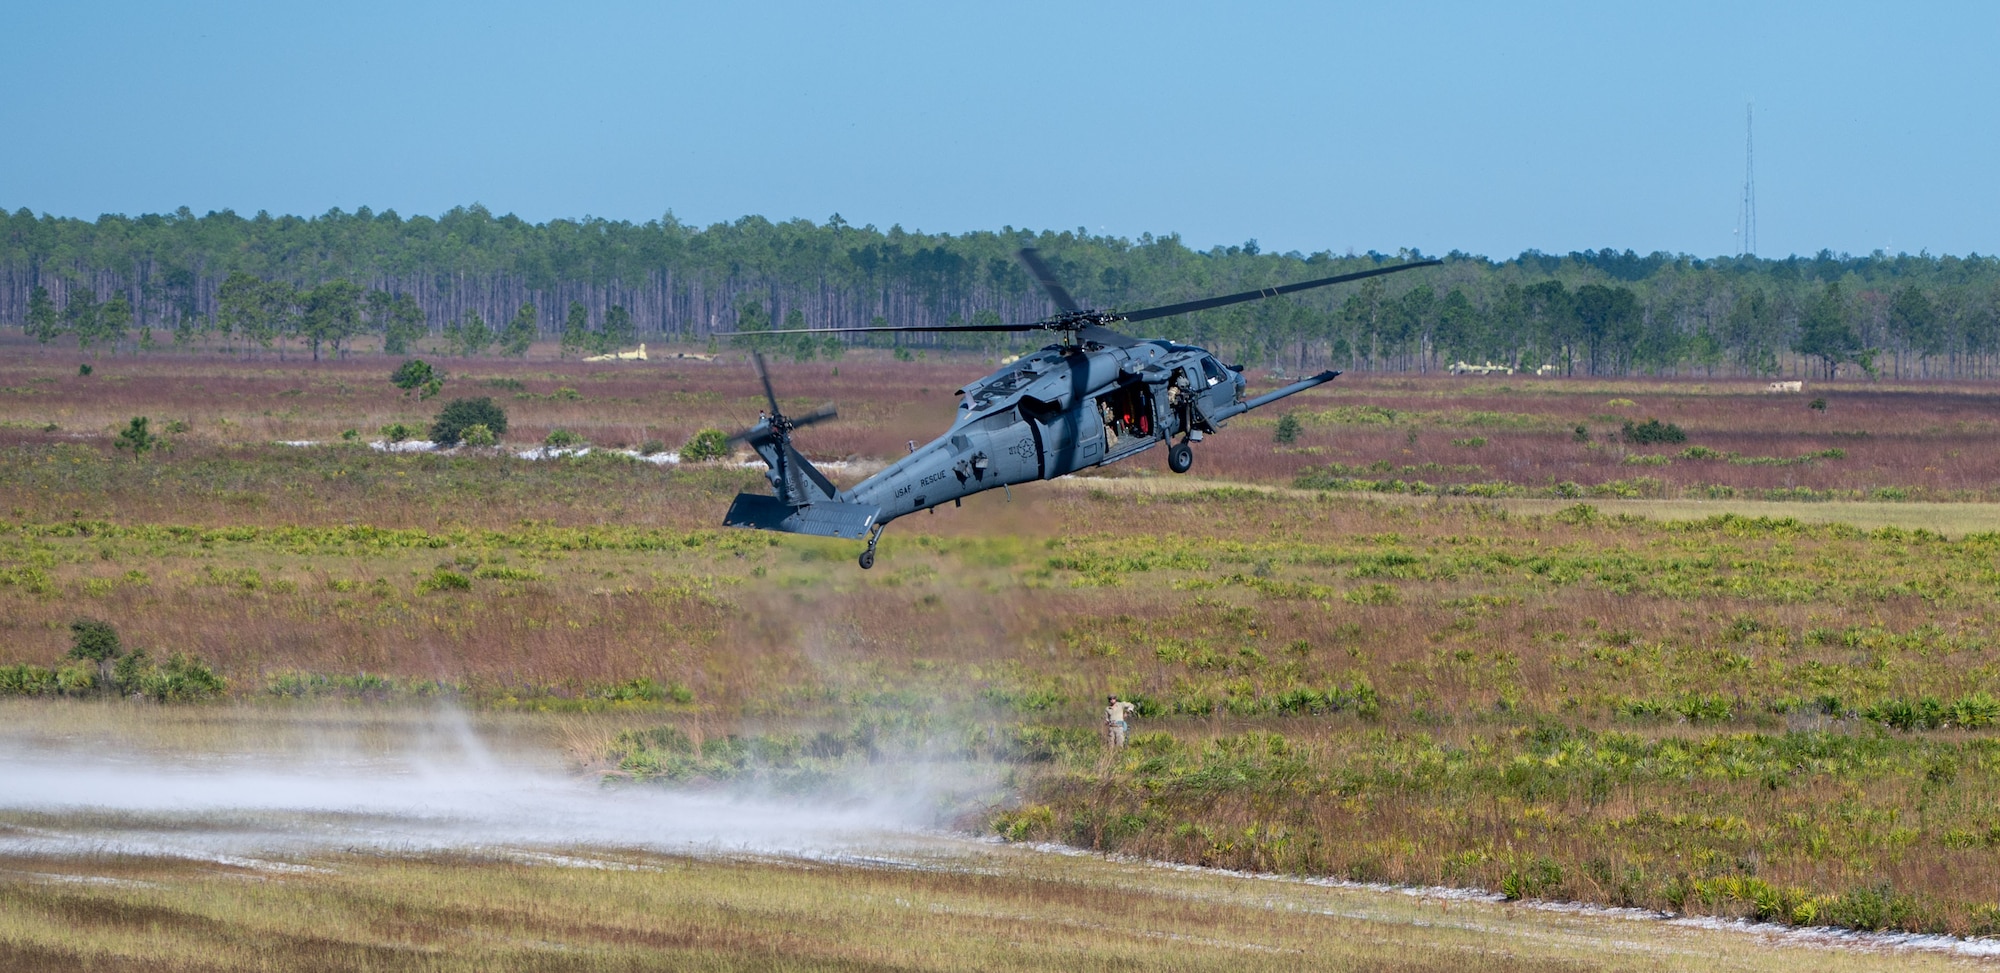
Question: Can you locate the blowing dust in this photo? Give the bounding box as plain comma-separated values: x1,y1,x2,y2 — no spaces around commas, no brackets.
0,704,954,866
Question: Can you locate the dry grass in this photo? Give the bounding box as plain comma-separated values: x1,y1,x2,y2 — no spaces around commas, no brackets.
0,841,1980,972
8,357,2000,939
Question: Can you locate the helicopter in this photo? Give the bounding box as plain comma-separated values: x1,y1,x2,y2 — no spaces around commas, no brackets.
718,248,1439,568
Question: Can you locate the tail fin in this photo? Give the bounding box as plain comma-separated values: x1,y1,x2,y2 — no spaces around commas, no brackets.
750,437,838,505
725,438,879,539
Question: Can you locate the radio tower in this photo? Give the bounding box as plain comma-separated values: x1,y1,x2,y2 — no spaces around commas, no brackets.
1738,104,1757,258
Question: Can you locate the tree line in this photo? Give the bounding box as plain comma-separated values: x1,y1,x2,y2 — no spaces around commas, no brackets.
5,204,2000,378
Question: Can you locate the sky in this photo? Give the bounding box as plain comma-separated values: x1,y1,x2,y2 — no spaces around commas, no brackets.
4,1,1997,260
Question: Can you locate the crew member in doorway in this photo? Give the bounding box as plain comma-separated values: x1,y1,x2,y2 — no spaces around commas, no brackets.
1105,694,1136,747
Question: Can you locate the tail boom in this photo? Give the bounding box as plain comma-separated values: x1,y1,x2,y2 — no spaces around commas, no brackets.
724,493,881,539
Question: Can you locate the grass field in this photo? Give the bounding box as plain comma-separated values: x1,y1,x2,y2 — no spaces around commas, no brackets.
6,348,2000,951
0,703,1982,973
8,842,1986,972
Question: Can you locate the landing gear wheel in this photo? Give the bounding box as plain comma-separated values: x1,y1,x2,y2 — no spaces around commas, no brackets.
1168,441,1194,474
858,523,884,570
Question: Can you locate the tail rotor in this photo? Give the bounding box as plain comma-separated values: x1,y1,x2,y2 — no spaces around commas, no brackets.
727,352,837,505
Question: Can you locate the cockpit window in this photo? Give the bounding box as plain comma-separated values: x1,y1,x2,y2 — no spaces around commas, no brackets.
1201,358,1226,387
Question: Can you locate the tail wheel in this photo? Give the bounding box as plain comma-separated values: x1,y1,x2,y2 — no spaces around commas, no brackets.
858,549,876,570
1167,442,1194,474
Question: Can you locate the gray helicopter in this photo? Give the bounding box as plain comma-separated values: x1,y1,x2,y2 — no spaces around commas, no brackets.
719,248,1439,568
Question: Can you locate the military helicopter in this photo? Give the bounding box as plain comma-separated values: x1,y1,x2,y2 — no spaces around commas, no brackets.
718,249,1439,568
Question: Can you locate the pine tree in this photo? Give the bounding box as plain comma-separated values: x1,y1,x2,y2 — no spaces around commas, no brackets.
500,302,537,357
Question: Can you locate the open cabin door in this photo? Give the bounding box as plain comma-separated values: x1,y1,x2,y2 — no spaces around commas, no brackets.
1097,381,1157,458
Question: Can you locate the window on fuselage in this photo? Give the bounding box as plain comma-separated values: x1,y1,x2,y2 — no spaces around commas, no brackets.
967,407,1019,434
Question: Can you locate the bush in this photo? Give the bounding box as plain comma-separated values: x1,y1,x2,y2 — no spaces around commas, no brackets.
430,397,508,446
544,428,584,449
149,653,226,701
113,417,158,455
67,618,123,662
680,428,731,462
1273,412,1302,445
1621,418,1686,445
390,359,444,400
592,677,695,704
0,664,58,696
638,439,667,456
417,569,473,593
55,662,96,694
459,423,497,447
381,422,413,442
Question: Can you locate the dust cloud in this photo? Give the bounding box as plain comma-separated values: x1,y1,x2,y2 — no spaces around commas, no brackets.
0,706,949,866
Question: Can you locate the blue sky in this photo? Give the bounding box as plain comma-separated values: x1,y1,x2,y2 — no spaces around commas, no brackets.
4,1,1996,259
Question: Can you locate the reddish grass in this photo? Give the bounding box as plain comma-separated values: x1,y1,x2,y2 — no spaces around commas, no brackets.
10,346,1998,500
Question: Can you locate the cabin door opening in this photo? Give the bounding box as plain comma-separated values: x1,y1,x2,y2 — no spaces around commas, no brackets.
1098,383,1155,453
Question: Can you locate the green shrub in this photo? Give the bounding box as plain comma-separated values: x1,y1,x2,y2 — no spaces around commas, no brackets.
55,662,97,695
78,363,92,376
145,652,226,701
543,428,584,449
417,569,473,593
390,359,444,400
638,439,667,456
1621,418,1686,445
1450,437,1487,448
1679,445,1730,460
1865,696,1947,732
472,565,544,581
381,422,413,442
1273,412,1302,444
1952,692,2000,728
67,618,123,662
113,647,150,693
680,428,731,462
592,677,695,704
430,397,508,446
0,664,57,696
113,416,158,455
459,423,497,447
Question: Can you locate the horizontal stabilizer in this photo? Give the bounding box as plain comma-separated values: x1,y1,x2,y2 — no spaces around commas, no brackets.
724,494,880,539
1210,370,1340,423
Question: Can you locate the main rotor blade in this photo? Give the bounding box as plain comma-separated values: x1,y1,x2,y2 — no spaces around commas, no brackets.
1117,260,1442,324
750,351,782,417
1079,324,1139,348
1016,248,1079,313
710,259,1442,337
716,322,1043,337
791,403,837,428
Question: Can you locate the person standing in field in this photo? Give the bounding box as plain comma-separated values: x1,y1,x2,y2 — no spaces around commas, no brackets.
1105,694,1136,747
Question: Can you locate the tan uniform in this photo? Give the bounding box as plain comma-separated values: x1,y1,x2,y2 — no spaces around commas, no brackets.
1105,700,1136,747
